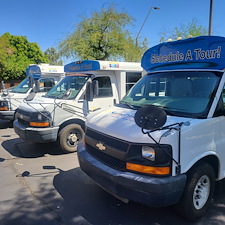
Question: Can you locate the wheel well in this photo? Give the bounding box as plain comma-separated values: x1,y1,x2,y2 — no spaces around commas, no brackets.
189,155,219,179
58,119,85,134
12,109,17,120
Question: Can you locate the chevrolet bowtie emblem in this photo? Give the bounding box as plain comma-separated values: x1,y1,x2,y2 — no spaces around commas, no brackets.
96,142,106,151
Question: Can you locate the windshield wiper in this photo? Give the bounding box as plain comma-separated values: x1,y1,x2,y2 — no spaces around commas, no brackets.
46,91,66,99
47,89,73,99
120,101,140,110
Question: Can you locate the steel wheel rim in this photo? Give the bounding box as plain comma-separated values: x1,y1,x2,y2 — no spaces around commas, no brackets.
67,130,80,147
193,175,210,210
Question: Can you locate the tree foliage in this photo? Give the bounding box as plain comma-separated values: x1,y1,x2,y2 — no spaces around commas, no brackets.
44,47,63,65
0,32,48,80
59,5,148,62
0,35,11,76
160,19,208,42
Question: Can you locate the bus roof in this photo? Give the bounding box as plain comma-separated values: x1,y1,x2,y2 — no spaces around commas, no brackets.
26,64,64,78
64,60,142,73
141,36,225,72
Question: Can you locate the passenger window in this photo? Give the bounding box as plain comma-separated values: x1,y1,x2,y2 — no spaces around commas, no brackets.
223,87,225,105
126,72,142,92
93,76,113,97
214,86,225,117
39,78,55,92
149,78,166,97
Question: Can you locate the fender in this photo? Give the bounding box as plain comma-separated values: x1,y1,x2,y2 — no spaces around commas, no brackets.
58,118,85,134
183,151,219,178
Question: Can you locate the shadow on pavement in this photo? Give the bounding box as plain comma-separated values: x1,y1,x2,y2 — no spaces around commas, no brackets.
0,171,61,225
1,138,64,158
2,164,225,225
49,166,225,225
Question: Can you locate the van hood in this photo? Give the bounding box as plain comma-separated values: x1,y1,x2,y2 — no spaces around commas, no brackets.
18,96,61,112
1,92,28,99
86,105,193,143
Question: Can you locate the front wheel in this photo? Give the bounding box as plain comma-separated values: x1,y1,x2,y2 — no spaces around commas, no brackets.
58,124,84,153
174,162,215,221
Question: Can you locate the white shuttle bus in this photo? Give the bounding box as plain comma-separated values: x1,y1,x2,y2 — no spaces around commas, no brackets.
78,36,225,221
0,64,65,121
13,60,145,153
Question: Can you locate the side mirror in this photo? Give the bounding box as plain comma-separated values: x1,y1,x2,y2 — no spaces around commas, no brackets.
28,76,34,89
2,90,9,96
25,92,36,101
1,80,5,91
34,80,40,92
85,82,94,101
134,106,167,130
1,81,9,96
92,80,99,97
85,80,100,101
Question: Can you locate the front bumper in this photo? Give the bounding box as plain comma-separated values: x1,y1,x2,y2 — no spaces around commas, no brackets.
13,120,59,143
0,110,15,120
78,144,187,207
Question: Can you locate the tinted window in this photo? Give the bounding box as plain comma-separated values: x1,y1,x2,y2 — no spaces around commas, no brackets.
38,78,55,92
93,76,113,97
214,85,225,117
126,72,142,92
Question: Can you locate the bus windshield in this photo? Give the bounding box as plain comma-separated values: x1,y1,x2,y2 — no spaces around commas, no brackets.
121,71,222,118
45,75,89,99
11,78,30,94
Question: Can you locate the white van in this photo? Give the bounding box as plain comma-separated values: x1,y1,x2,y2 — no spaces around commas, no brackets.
77,36,225,221
13,60,145,153
0,64,65,121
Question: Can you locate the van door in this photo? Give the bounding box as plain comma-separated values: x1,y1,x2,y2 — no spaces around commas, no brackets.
88,76,116,111
213,85,225,178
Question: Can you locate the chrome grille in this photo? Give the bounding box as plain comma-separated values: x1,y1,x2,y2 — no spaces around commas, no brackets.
16,108,31,126
86,128,129,153
85,128,133,171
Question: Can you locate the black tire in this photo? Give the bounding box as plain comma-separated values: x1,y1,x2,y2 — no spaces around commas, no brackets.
8,120,14,128
174,162,215,221
58,124,84,153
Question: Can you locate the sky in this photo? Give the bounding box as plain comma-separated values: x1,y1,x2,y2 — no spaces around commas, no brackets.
0,0,224,64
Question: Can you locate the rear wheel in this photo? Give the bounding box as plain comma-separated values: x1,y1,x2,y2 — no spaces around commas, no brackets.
58,124,84,153
174,162,215,221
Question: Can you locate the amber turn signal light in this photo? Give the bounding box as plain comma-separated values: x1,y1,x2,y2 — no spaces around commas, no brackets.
30,122,50,127
126,162,170,175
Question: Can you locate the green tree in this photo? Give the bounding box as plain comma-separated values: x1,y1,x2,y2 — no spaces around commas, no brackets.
160,19,208,42
0,32,48,80
0,35,11,75
44,47,63,65
59,4,148,62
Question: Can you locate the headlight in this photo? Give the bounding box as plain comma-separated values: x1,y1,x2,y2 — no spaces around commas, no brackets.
30,111,52,127
142,146,155,161
37,113,42,120
0,100,9,111
31,111,51,121
126,144,172,176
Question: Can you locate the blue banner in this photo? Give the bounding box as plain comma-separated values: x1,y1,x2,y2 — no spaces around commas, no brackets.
64,60,100,72
26,65,41,77
141,36,225,72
